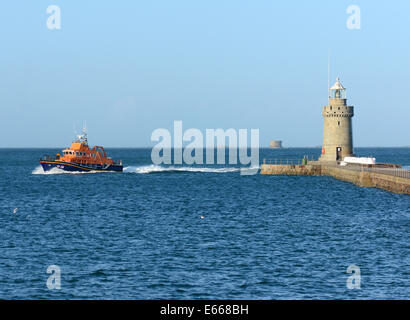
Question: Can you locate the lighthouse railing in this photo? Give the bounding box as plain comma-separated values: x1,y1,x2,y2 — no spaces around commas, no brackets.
360,166,410,179
336,163,410,179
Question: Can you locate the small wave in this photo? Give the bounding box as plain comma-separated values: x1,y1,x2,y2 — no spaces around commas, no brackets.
123,165,244,174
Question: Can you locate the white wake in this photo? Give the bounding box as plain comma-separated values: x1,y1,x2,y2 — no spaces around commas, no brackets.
123,165,252,174
32,166,64,175
32,164,259,175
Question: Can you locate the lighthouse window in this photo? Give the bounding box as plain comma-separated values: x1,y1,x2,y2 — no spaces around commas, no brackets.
338,121,340,126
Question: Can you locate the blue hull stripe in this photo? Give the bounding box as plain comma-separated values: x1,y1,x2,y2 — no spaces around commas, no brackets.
40,161,123,172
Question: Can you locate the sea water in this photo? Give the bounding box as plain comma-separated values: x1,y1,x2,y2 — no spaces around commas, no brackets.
0,148,409,299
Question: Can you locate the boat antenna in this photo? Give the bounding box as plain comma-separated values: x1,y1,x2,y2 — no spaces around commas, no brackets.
82,121,88,144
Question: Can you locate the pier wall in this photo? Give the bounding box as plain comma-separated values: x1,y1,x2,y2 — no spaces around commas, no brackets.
320,165,373,188
260,164,320,176
371,173,410,194
260,164,410,195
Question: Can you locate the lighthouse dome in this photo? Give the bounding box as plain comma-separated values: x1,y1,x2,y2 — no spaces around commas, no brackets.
330,77,345,90
330,77,346,99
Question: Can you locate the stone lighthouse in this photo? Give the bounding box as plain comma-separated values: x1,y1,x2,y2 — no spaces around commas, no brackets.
319,77,354,162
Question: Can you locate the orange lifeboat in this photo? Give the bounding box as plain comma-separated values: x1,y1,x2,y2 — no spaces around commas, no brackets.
39,129,123,172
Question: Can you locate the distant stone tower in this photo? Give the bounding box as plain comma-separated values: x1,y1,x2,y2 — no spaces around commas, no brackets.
319,78,354,162
270,140,282,148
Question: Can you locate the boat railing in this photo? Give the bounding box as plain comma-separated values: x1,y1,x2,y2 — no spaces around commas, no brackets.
40,155,55,161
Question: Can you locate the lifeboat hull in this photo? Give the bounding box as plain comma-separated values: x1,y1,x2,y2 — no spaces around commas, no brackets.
40,160,123,173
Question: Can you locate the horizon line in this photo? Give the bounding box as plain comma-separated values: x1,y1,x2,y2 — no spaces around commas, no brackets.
0,146,409,149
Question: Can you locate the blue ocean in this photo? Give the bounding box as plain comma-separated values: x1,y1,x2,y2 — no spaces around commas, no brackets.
0,148,409,299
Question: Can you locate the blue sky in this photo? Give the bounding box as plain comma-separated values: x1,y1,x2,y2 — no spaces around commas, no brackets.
0,1,409,147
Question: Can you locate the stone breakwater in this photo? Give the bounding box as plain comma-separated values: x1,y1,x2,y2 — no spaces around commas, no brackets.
260,163,410,195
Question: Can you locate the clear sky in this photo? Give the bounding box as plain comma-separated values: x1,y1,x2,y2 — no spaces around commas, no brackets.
0,0,409,147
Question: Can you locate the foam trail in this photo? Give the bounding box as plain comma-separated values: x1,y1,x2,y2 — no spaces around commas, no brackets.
123,165,254,174
33,164,260,175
